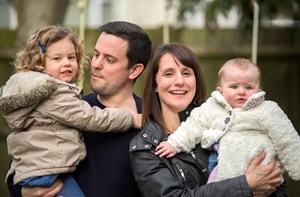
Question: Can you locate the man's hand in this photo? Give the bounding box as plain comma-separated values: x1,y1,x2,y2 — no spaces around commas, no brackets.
21,179,63,197
155,141,177,158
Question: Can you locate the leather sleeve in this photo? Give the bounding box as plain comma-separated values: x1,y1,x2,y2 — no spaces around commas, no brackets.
270,181,287,197
130,148,253,197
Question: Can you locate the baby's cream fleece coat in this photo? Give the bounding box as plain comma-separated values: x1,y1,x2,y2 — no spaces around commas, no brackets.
168,91,300,181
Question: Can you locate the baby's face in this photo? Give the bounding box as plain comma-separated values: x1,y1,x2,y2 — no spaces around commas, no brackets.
218,67,260,108
44,37,78,83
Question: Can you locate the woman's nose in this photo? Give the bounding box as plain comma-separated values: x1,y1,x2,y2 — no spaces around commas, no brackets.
174,74,184,85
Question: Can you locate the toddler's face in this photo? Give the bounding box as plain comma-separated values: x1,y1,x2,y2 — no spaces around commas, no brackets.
218,67,260,108
44,37,78,83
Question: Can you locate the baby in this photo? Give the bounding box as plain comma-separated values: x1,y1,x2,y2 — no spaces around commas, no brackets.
156,58,300,184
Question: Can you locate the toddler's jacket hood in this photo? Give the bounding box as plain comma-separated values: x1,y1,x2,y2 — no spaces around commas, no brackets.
0,71,58,127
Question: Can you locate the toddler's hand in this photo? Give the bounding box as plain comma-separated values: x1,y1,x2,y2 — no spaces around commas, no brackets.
132,113,142,129
155,141,177,158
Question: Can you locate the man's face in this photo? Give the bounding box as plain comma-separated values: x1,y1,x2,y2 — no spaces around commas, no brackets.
90,32,131,97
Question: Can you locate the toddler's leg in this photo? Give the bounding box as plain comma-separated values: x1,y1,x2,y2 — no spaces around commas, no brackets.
55,175,85,197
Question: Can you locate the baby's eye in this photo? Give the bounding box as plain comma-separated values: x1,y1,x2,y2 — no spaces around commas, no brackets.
230,85,238,89
246,86,253,90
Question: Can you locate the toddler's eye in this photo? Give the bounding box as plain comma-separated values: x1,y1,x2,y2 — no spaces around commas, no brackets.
53,57,61,61
69,56,76,60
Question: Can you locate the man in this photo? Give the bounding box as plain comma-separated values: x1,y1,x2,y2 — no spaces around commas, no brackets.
74,21,152,197
7,21,152,197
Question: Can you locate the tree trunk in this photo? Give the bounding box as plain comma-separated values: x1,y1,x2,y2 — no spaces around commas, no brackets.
9,0,69,51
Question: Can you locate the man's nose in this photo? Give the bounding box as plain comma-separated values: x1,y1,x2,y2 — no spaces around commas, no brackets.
91,57,104,69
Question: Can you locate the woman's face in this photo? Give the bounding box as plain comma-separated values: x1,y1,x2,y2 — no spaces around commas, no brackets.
155,53,196,115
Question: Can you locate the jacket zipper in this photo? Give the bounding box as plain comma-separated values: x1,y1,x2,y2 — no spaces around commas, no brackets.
190,151,208,177
175,163,186,182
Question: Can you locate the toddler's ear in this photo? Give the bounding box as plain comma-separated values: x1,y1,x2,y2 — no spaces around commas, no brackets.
217,87,222,93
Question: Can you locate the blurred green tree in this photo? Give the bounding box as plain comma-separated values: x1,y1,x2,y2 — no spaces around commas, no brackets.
168,0,300,28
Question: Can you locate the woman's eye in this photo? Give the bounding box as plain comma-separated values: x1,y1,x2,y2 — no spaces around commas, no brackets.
164,72,173,76
183,72,191,76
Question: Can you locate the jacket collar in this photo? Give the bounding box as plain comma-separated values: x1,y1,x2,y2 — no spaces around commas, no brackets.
211,90,265,111
129,103,198,152
129,119,164,152
141,119,166,146
179,102,198,122
141,103,198,146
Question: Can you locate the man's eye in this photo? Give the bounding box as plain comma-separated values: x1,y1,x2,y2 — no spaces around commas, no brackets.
106,57,116,64
93,53,99,58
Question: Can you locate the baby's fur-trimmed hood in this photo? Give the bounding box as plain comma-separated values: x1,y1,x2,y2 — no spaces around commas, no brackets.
0,71,58,114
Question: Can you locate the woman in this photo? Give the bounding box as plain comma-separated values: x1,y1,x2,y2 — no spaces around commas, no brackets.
129,43,286,197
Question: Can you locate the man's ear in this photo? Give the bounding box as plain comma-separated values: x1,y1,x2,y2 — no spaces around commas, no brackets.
129,63,144,80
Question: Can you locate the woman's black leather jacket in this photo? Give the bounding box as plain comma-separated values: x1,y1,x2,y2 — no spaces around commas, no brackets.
129,119,252,197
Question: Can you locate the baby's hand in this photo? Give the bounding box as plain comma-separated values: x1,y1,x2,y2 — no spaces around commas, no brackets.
155,141,177,158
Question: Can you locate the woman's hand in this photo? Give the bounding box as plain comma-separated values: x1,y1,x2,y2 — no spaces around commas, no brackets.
245,152,282,196
21,179,63,197
155,141,177,158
